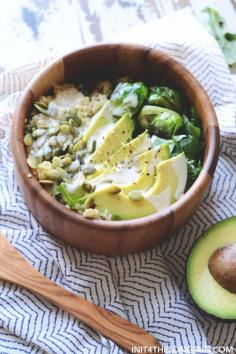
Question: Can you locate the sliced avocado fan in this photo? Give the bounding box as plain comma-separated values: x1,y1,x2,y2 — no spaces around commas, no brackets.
89,153,187,220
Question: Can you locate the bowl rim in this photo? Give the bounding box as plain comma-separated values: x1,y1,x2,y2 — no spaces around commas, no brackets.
12,43,220,230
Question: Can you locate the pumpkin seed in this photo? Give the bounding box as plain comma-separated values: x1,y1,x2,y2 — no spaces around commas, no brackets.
107,186,121,194
52,156,63,168
27,155,39,169
37,124,48,129
46,169,62,181
52,148,63,157
87,137,96,153
48,136,58,147
44,151,52,160
82,166,96,175
83,182,92,192
62,156,72,166
128,190,144,201
32,128,46,138
34,103,48,115
76,149,88,159
84,197,94,209
35,135,47,148
56,167,67,179
39,179,54,185
60,124,71,134
24,133,33,146
48,126,60,136
47,102,58,116
56,135,66,146
72,140,85,153
67,160,80,173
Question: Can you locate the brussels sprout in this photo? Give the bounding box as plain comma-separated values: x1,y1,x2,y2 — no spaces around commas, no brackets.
147,86,183,113
110,82,148,116
138,105,183,139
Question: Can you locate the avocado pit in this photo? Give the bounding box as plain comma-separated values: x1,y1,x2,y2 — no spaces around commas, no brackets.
208,243,236,294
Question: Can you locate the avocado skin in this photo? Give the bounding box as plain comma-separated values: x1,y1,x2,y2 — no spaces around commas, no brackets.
186,216,236,320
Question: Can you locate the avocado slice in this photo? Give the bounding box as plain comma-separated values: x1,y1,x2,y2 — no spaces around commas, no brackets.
82,101,113,144
88,144,170,193
121,145,171,192
147,152,186,203
105,131,151,167
90,112,134,164
90,153,187,220
187,217,236,319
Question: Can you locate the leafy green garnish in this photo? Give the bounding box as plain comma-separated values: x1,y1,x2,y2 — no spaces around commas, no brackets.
203,7,236,66
186,160,202,189
110,82,148,116
55,183,85,207
183,115,201,139
147,86,183,113
172,135,203,161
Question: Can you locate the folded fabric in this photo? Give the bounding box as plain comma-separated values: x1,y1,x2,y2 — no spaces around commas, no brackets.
0,8,236,354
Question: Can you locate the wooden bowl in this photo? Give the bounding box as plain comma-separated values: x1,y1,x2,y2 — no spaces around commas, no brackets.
12,44,220,255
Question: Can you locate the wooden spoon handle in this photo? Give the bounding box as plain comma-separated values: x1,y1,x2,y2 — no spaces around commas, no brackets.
0,234,163,353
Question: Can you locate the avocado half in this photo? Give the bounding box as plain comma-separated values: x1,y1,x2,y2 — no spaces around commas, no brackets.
187,216,236,319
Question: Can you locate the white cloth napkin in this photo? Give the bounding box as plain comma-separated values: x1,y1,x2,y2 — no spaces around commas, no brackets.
0,8,236,354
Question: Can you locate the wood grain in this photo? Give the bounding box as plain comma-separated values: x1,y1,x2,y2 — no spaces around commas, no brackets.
12,44,220,255
0,233,163,353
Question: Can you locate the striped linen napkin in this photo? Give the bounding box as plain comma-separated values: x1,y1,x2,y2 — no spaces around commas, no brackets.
0,8,235,354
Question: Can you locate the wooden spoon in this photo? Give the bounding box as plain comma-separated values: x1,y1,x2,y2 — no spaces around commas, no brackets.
0,233,163,353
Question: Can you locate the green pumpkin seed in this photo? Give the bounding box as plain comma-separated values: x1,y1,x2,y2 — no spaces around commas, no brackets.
24,133,33,146
57,135,66,146
27,155,39,169
52,156,63,168
48,136,58,147
84,197,94,209
47,102,58,116
72,140,85,153
39,179,54,185
128,190,144,201
46,169,62,181
52,148,63,157
48,126,60,136
83,182,92,192
82,166,96,175
56,167,67,179
62,156,72,166
32,128,46,138
44,151,52,160
60,125,71,134
37,124,48,129
107,186,121,194
34,103,48,115
87,137,96,153
35,135,47,148
67,160,80,173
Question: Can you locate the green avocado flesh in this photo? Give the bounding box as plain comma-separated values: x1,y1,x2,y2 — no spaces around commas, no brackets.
187,216,236,319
